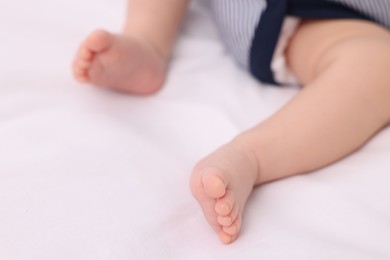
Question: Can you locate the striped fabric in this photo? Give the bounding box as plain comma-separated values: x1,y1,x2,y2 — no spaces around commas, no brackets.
209,0,267,68
210,0,390,72
330,0,390,28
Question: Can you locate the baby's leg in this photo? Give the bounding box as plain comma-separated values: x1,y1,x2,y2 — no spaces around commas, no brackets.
190,19,390,244
72,0,189,94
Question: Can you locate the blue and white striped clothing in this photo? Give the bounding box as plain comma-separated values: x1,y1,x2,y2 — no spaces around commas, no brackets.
209,0,390,85
331,0,390,28
210,0,267,69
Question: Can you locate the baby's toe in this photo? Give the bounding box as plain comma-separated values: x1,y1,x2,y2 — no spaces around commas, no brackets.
215,190,235,216
217,203,239,227
223,216,241,236
79,48,93,61
219,231,239,245
202,168,227,199
85,29,114,53
73,66,88,82
76,59,92,70
218,215,232,227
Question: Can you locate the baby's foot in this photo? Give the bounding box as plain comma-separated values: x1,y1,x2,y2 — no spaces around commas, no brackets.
72,30,166,95
190,138,261,244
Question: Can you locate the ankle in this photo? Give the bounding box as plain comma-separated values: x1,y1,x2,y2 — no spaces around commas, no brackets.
231,129,282,186
227,137,262,186
122,29,170,62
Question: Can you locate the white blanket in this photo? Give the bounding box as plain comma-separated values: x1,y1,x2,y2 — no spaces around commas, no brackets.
1,0,390,259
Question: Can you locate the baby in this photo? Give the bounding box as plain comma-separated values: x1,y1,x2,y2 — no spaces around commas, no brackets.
72,0,390,244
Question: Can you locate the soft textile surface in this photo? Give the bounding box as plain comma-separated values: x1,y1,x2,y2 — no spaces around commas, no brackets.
2,0,390,259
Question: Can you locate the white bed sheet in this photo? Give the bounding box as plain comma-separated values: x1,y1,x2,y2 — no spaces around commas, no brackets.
1,0,390,259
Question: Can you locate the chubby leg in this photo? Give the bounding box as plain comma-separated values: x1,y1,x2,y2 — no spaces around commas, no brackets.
190,19,390,244
72,0,189,94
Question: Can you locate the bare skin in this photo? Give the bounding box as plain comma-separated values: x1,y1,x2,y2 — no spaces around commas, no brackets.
73,0,189,94
72,0,390,245
190,20,390,244
73,30,166,94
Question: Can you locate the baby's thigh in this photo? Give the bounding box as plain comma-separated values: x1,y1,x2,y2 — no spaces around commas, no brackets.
286,19,390,85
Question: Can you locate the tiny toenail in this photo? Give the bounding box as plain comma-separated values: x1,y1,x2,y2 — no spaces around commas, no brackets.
225,225,237,235
223,204,230,213
220,233,232,244
217,203,230,215
223,217,232,225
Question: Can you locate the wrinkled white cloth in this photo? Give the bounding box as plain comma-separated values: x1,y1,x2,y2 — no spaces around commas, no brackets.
1,0,390,259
